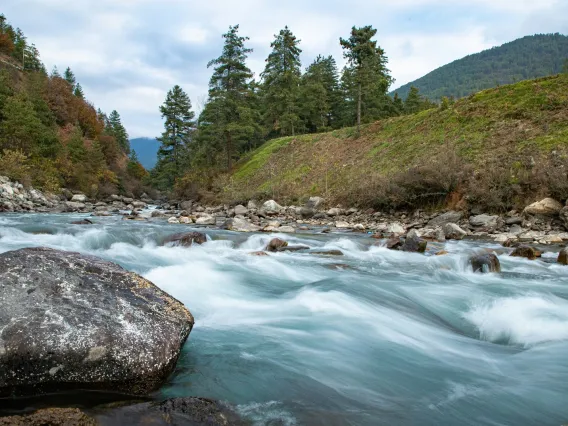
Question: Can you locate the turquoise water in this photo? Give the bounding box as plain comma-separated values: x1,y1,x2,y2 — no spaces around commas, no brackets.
1,213,568,425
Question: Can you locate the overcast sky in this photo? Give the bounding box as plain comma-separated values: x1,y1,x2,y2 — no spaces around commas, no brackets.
3,0,567,138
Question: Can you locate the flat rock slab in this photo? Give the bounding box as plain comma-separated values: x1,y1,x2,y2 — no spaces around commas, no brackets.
0,247,194,397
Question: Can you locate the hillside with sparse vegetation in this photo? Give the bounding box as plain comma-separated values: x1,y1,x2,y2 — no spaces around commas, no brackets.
212,74,568,212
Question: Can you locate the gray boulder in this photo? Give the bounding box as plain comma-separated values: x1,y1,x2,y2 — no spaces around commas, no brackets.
306,196,324,209
163,231,207,247
443,223,467,240
65,201,86,212
222,217,261,232
195,214,216,225
427,211,463,227
180,200,193,211
0,247,193,397
71,193,87,203
234,204,248,216
469,214,502,231
560,206,568,230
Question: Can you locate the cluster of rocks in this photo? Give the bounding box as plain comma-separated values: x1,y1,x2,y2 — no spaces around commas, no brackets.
158,196,568,245
0,176,155,214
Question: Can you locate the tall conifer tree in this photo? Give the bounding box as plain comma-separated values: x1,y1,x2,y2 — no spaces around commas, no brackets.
261,26,302,137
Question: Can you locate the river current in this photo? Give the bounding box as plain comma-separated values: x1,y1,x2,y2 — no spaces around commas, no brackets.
1,212,568,425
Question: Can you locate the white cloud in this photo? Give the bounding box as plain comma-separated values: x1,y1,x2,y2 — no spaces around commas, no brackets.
2,0,566,137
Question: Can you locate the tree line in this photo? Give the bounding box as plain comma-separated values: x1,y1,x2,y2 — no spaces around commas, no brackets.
0,14,147,196
150,25,435,190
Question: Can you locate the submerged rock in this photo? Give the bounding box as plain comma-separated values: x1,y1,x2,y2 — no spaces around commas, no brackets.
469,253,501,273
265,238,288,252
557,248,567,265
401,230,427,253
71,219,93,225
0,247,194,397
163,231,207,247
309,249,344,256
0,408,96,426
0,398,245,426
510,245,541,260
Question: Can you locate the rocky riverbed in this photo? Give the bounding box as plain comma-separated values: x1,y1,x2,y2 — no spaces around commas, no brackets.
1,177,568,425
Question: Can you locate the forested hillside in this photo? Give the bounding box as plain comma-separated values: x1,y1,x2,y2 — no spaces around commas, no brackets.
149,25,435,193
0,14,147,196
392,33,568,100
216,75,568,212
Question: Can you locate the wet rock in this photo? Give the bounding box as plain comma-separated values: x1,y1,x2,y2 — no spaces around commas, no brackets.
249,251,269,256
558,248,568,265
0,408,96,426
195,214,216,225
265,238,288,252
427,211,463,227
309,249,344,256
510,245,541,260
71,219,93,225
132,201,146,209
222,217,261,232
95,397,245,426
168,216,180,224
523,198,563,216
401,230,427,253
0,247,194,397
151,210,165,218
469,253,501,273
435,250,449,256
385,237,403,250
505,216,523,225
353,224,365,231
278,245,310,252
247,200,257,210
443,223,467,240
163,231,207,247
179,216,193,224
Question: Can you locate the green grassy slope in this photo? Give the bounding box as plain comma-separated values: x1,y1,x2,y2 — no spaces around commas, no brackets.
217,75,568,211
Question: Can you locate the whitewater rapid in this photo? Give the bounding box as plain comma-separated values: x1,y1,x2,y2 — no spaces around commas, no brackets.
1,212,568,425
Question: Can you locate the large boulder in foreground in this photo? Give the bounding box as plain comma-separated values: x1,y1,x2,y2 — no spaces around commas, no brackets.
0,247,194,397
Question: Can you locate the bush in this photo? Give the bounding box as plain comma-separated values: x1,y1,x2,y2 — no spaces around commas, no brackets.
0,149,31,186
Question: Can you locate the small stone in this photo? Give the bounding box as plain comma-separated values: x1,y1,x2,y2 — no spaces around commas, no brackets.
265,238,288,252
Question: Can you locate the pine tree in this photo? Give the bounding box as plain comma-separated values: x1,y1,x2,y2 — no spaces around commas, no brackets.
155,85,195,187
64,67,76,91
202,24,260,170
340,26,392,134
74,83,84,99
107,110,130,153
261,26,302,137
299,55,343,132
50,66,60,78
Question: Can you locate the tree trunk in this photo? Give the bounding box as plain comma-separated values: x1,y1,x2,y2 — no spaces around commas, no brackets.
226,132,233,171
357,82,362,136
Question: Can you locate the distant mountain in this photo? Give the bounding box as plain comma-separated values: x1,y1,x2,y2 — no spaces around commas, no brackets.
391,33,568,100
130,138,160,170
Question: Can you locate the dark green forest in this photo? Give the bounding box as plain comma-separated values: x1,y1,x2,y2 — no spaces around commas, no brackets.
392,33,568,100
0,14,147,196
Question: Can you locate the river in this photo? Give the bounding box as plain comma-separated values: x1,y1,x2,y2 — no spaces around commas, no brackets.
1,212,568,425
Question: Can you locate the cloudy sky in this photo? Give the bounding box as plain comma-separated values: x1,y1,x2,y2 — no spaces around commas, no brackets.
3,0,567,138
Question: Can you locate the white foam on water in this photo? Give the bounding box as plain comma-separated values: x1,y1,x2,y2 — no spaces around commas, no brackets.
465,295,568,347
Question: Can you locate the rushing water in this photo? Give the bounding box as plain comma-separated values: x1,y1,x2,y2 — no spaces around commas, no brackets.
1,212,568,425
